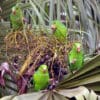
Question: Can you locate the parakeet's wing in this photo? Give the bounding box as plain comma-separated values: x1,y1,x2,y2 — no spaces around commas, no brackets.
53,20,67,41
76,51,84,69
68,50,77,71
33,71,42,91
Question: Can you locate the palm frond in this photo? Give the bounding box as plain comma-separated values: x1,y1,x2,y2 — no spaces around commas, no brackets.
1,86,100,100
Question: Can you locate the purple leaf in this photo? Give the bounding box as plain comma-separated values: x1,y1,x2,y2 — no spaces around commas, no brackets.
22,17,28,23
0,72,5,86
0,62,10,87
0,62,10,73
17,74,31,94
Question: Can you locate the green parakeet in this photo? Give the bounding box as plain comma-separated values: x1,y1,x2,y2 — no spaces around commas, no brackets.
51,20,67,42
68,42,84,71
10,4,23,30
33,64,50,91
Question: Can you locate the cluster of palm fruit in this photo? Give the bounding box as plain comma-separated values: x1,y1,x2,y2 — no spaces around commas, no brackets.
4,32,62,93
5,29,71,79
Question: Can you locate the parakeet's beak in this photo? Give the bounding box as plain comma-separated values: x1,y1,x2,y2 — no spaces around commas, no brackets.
51,25,56,31
77,47,81,52
12,7,16,15
43,68,47,73
12,10,16,15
